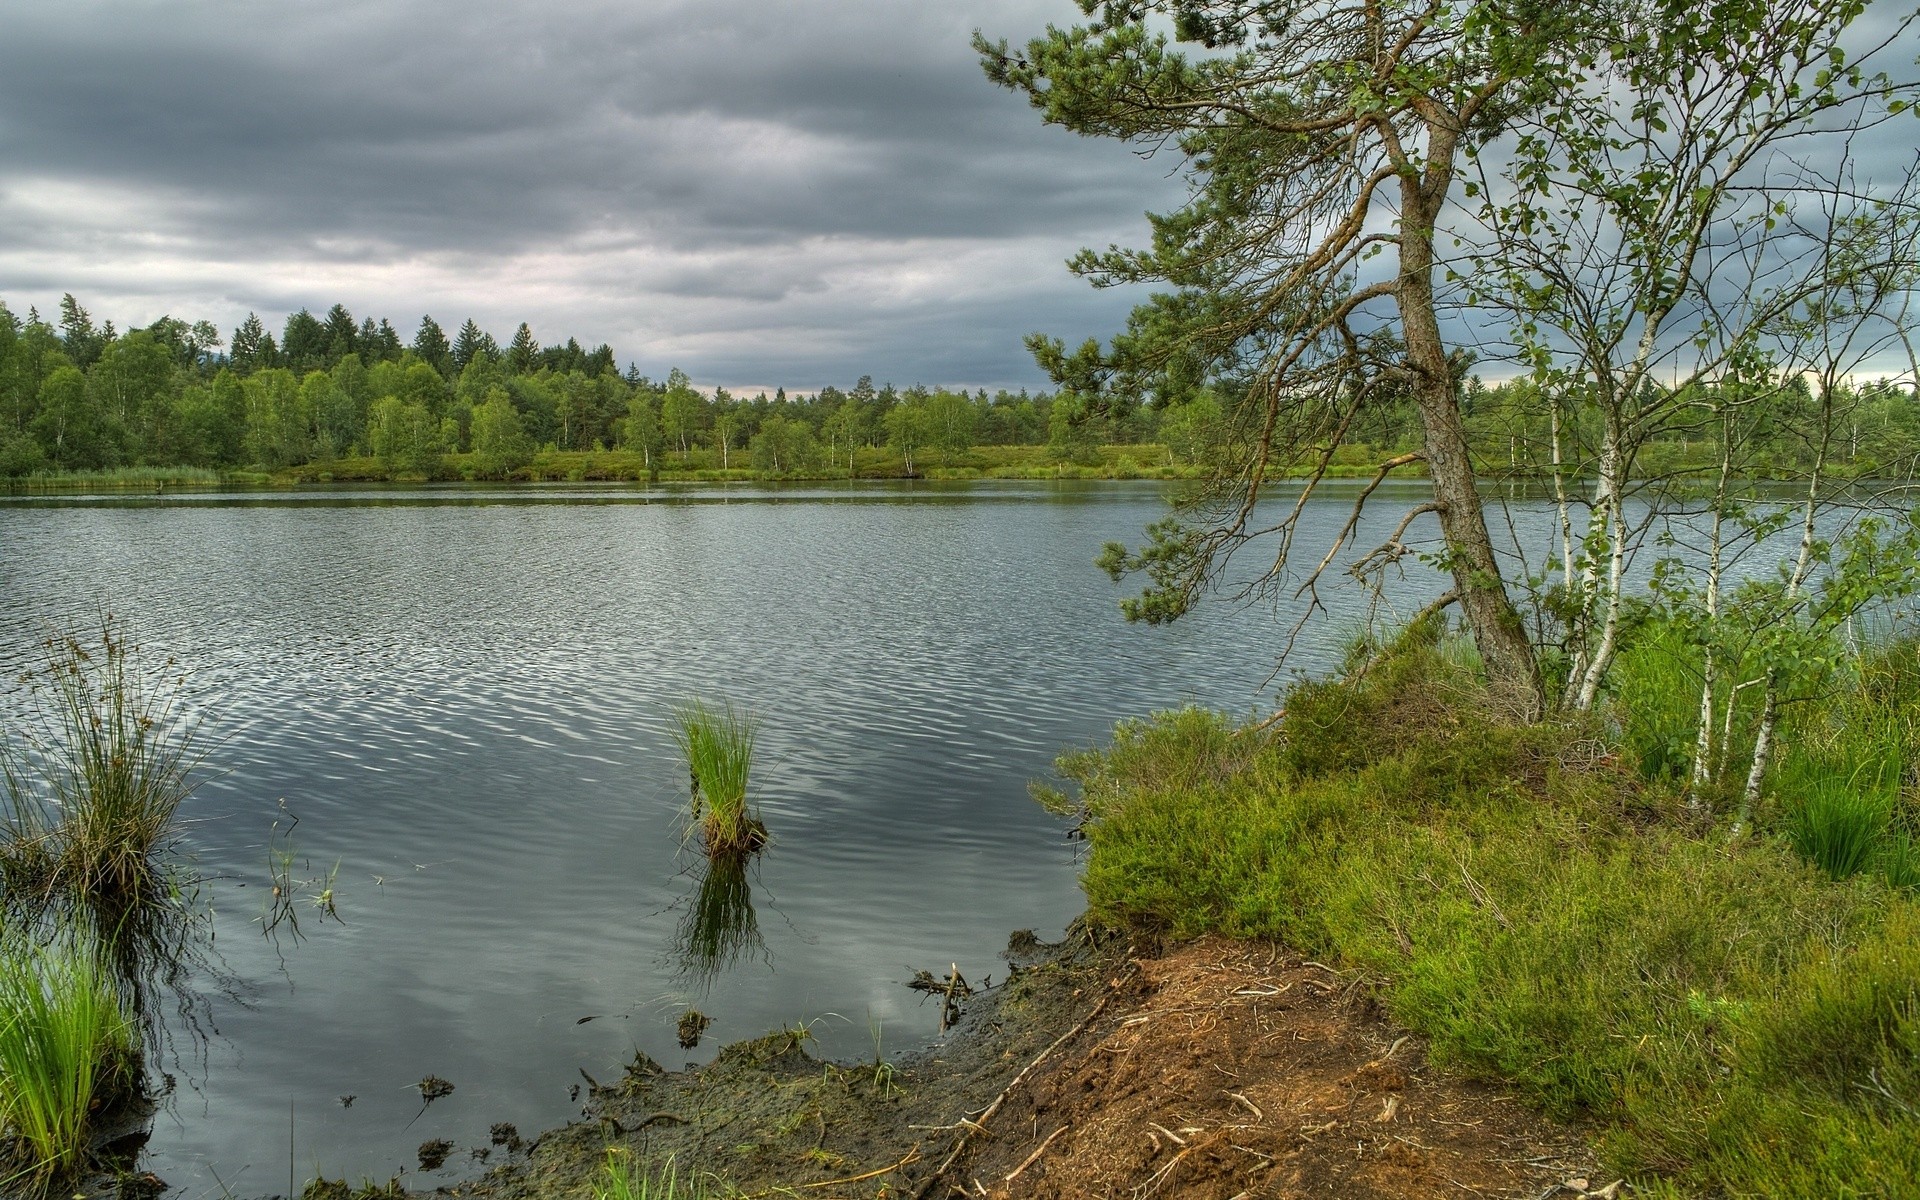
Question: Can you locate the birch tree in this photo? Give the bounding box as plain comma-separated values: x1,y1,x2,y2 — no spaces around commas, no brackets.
1462,0,1920,710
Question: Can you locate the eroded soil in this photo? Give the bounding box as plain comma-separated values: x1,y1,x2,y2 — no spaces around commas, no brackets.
416,930,1609,1200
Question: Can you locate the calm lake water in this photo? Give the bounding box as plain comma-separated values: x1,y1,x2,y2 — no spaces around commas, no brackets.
0,480,1446,1192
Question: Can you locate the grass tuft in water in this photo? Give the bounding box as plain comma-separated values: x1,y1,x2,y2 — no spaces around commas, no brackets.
0,618,203,904
671,700,763,855
0,926,139,1187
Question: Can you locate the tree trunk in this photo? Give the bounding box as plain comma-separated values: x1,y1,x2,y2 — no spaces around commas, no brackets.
1397,117,1544,718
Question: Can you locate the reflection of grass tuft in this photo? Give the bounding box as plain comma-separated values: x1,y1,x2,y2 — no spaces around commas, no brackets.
672,849,763,989
672,701,763,854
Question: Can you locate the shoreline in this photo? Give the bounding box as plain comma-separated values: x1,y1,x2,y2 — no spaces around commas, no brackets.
292,921,1602,1200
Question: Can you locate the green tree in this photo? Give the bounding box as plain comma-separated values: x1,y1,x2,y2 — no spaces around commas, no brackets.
88,331,175,462
57,294,106,370
368,395,442,477
1157,392,1224,465
661,368,703,455
621,391,665,481
242,369,310,468
469,387,532,478
281,309,328,374
412,316,452,375
32,366,112,467
508,323,539,374
977,0,1575,712
749,412,821,474
884,400,929,476
322,304,358,362
451,319,495,371
924,391,978,462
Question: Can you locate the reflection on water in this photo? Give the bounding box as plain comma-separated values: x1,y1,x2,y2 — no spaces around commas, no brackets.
0,481,1425,1187
672,850,765,991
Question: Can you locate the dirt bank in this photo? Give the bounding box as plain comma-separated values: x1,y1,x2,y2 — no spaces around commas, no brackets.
354,926,1606,1200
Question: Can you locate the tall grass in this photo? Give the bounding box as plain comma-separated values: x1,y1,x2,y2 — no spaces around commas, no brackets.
671,701,762,854
0,620,201,903
0,927,139,1186
1781,771,1895,879
11,466,223,490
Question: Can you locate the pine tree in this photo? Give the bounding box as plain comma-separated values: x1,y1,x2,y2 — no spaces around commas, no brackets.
323,304,358,360
413,316,452,374
451,319,491,371
508,323,539,374
231,313,267,375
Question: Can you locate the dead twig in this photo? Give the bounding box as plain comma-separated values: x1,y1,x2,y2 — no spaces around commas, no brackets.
1003,1125,1069,1184
783,1144,925,1190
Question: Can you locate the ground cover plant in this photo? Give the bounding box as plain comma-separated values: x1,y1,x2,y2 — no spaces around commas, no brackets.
672,700,763,855
1050,618,1920,1197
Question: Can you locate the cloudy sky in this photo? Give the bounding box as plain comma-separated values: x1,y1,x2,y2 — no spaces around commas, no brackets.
0,1,1183,392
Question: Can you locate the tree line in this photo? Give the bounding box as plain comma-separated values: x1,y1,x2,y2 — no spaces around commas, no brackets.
3,294,1915,485
0,296,1212,480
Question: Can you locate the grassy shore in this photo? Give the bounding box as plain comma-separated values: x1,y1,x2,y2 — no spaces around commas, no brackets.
1045,620,1920,1198
3,442,1426,489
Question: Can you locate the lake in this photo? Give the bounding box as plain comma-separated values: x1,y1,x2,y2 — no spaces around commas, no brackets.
0,479,1450,1191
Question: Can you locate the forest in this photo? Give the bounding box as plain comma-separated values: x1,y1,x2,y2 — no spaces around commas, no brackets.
3,295,1916,484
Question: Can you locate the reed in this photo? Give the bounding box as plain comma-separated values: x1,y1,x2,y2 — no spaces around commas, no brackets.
671,701,762,854
0,927,139,1186
0,620,201,903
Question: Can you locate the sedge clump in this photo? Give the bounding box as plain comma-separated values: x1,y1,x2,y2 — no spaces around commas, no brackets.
671,701,764,855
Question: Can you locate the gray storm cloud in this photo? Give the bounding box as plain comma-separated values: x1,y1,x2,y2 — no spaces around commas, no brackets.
0,0,1178,390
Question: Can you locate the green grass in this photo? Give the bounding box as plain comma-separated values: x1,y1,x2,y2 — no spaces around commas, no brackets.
0,927,139,1187
1782,771,1895,880
1052,627,1920,1196
0,620,201,904
672,700,762,855
595,1150,720,1200
4,466,223,490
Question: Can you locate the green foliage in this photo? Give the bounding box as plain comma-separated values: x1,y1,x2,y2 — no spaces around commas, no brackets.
672,701,761,855
469,387,533,479
0,619,200,904
0,926,139,1187
1057,633,1920,1195
673,849,762,988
